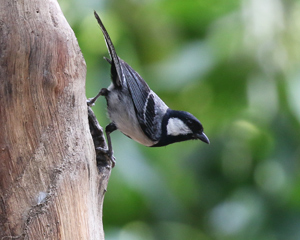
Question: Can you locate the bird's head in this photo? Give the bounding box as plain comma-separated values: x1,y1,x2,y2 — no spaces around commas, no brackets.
154,109,209,147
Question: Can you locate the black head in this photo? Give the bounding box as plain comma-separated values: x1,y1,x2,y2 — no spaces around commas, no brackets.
153,109,209,147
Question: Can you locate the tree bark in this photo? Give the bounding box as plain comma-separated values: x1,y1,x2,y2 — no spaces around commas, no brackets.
0,0,110,239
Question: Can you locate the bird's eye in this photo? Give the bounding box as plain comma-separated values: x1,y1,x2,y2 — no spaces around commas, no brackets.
186,119,193,125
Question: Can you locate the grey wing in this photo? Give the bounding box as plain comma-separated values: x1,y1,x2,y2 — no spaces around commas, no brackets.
121,60,160,141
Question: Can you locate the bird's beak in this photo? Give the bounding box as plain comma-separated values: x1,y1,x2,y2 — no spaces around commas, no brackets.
196,132,210,144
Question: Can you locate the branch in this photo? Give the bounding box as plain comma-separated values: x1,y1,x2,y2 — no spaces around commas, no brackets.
0,0,111,239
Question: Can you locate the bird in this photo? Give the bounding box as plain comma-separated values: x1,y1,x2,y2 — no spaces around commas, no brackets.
88,11,209,166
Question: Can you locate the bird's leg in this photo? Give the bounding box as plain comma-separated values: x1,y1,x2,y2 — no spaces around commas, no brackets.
87,88,109,106
96,122,117,167
105,122,117,158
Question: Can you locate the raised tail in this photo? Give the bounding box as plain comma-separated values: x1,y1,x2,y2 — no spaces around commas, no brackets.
94,11,122,87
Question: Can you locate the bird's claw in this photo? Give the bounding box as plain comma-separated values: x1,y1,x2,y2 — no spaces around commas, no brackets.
96,147,116,168
87,98,95,107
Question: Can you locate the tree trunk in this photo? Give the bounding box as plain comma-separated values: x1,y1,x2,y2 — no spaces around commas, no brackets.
0,0,110,239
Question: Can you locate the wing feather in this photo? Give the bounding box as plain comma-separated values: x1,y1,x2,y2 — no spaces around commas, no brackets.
121,60,159,141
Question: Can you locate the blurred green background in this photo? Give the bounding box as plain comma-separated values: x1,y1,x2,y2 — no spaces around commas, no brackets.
59,0,300,239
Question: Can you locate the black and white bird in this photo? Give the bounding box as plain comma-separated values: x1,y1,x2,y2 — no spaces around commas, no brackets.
88,11,209,163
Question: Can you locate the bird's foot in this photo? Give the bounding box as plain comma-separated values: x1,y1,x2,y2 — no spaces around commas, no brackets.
87,88,109,107
96,147,116,168
87,98,95,107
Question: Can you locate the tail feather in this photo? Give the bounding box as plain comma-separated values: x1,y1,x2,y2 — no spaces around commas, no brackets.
94,11,122,87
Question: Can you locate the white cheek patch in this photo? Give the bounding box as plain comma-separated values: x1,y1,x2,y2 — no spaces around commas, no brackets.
167,118,192,136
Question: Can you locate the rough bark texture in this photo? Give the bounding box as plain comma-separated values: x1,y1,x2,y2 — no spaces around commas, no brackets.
0,0,110,239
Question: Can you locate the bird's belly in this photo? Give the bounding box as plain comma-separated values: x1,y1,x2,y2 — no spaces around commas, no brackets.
106,91,155,146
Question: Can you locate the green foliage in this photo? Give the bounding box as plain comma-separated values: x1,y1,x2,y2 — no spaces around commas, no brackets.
60,0,300,239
